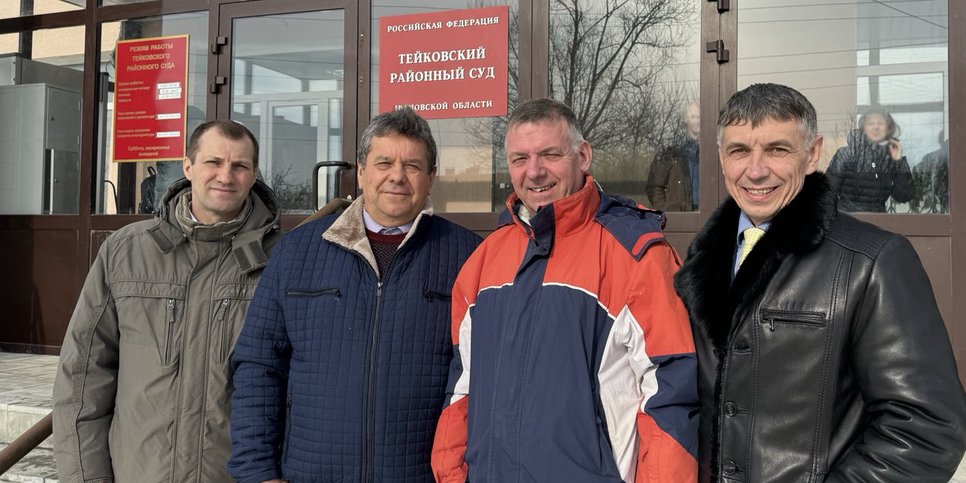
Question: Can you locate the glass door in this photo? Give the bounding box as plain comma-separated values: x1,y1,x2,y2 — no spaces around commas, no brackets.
215,0,356,215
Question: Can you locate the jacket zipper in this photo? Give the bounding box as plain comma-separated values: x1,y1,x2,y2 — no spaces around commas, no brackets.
285,288,341,297
216,299,230,361
194,239,228,482
760,310,826,331
423,289,451,302
171,232,200,483
361,243,402,483
169,294,186,483
363,279,384,483
352,232,408,483
196,239,231,482
164,298,176,365
282,393,293,464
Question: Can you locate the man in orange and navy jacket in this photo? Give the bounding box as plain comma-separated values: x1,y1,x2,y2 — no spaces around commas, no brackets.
431,98,698,483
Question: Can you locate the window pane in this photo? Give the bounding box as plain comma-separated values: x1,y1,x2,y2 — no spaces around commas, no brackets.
372,1,520,213
0,26,84,214
96,12,208,214
879,72,943,104
738,0,948,214
548,0,702,212
1,1,81,20
229,10,345,214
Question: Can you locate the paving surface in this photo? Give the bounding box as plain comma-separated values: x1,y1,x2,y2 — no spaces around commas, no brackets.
0,351,963,481
0,445,57,483
0,353,58,483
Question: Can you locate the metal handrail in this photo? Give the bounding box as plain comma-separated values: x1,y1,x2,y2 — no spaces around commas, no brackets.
0,412,53,475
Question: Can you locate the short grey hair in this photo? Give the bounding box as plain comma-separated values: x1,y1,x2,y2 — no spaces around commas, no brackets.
506,98,585,151
717,83,818,146
357,106,438,171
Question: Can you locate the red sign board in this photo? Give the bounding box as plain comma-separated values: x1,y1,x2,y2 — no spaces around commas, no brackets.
112,34,189,163
379,6,509,120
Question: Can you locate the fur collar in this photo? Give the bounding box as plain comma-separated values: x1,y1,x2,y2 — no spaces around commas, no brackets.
674,173,838,349
322,197,434,276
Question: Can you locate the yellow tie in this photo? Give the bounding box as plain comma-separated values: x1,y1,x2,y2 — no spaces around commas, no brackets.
739,227,766,266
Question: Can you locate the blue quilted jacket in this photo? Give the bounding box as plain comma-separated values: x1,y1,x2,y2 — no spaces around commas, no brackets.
228,199,481,483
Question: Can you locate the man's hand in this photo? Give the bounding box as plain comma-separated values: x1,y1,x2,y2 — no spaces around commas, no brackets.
261,480,285,483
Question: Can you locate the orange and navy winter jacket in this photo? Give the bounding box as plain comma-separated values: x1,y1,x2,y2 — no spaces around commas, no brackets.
432,177,699,483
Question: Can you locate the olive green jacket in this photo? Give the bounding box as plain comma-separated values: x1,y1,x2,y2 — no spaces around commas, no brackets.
52,178,281,483
645,137,696,212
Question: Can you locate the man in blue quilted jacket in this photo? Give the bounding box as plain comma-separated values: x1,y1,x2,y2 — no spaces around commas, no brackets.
227,106,482,483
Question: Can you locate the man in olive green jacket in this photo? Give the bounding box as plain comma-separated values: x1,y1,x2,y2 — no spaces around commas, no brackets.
646,101,700,212
52,120,281,483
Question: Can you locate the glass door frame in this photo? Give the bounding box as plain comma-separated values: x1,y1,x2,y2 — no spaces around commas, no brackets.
213,0,358,228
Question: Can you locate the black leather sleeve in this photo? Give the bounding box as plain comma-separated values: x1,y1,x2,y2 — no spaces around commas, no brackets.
826,235,966,482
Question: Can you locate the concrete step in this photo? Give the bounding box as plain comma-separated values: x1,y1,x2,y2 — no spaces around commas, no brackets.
0,352,57,483
0,445,57,483
0,353,56,450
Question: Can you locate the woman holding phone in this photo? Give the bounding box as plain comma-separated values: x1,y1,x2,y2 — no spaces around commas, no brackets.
827,108,915,212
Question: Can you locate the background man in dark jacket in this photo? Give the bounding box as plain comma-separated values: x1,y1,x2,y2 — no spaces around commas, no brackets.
674,83,966,482
913,131,949,213
53,120,281,483
646,101,700,211
228,107,481,483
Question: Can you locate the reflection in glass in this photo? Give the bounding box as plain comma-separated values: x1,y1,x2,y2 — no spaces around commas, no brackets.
231,10,344,214
826,109,914,213
96,12,208,214
738,0,948,214
914,131,948,213
372,1,520,213
1,1,81,20
879,73,943,104
549,0,701,211
0,26,84,214
100,0,152,5
646,102,700,211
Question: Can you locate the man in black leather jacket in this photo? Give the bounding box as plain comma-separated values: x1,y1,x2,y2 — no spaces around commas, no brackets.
674,83,966,482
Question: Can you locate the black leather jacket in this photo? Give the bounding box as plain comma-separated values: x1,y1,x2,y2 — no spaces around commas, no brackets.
675,174,966,482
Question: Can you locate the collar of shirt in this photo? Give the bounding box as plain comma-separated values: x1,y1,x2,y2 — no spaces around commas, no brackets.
362,208,413,234
733,211,772,277
517,203,533,226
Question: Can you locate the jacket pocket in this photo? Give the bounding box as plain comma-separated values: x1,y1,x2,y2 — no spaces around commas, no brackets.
214,282,258,363
595,414,621,476
162,297,178,366
214,298,232,362
423,286,453,352
759,309,826,331
754,308,832,478
281,392,293,465
111,281,186,366
283,286,343,335
286,287,341,297
423,288,451,302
